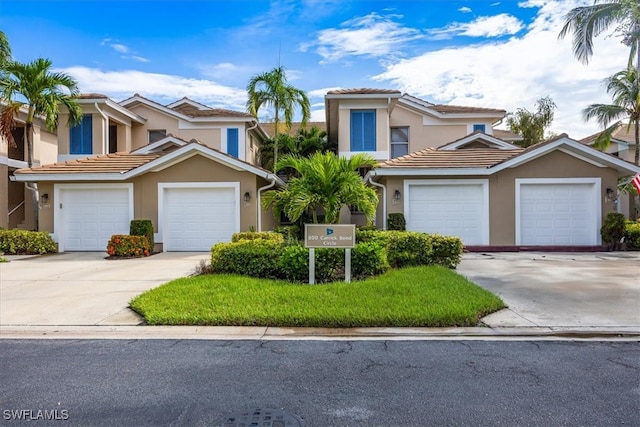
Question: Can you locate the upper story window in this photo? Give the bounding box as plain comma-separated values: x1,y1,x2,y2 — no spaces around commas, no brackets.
473,124,486,133
390,127,409,158
227,128,239,158
148,129,166,143
70,114,93,155
350,110,376,151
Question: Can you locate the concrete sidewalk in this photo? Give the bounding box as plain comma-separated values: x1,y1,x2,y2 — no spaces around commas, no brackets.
0,251,638,340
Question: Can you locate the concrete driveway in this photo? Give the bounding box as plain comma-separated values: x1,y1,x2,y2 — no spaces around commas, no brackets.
457,252,640,329
0,252,209,326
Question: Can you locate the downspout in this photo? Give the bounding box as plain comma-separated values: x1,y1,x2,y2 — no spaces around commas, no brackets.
367,171,387,230
257,176,277,232
95,102,108,154
245,119,259,163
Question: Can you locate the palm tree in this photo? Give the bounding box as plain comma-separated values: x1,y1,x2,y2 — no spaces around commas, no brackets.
262,152,378,224
246,66,310,171
0,57,83,228
558,0,640,69
583,67,640,166
0,30,11,64
259,125,329,171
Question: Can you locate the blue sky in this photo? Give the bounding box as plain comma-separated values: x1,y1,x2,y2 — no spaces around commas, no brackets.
0,0,630,138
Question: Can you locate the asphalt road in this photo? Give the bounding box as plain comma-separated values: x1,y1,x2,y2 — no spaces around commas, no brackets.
0,340,638,426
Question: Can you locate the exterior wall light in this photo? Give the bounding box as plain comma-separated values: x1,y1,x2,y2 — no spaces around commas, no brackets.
244,191,251,203
394,190,401,200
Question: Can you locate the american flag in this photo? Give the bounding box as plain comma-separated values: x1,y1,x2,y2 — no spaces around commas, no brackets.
633,173,640,194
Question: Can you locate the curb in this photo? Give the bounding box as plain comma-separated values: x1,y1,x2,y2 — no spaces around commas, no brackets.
1,325,639,341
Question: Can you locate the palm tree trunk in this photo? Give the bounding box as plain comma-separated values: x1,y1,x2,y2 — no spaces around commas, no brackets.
25,115,39,231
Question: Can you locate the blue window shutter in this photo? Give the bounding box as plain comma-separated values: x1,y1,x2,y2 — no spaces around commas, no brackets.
473,124,486,133
227,128,239,157
69,114,93,154
350,110,376,151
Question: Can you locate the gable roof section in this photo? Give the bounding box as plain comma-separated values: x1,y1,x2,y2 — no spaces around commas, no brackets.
119,93,253,123
399,93,506,120
326,88,402,97
438,131,520,151
13,143,284,185
369,134,640,177
130,135,191,154
76,93,146,124
580,122,636,147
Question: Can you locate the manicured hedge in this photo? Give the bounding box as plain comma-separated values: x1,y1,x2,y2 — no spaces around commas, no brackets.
130,219,154,251
387,213,406,231
625,221,640,250
107,235,151,257
232,231,284,244
0,229,57,254
211,240,283,279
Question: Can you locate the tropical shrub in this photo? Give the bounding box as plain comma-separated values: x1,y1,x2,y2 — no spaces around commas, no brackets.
625,220,640,250
130,219,154,251
427,234,464,268
352,241,389,278
273,225,300,244
232,231,284,244
601,212,626,250
386,231,433,268
387,213,406,231
107,235,151,257
0,229,57,254
211,240,283,279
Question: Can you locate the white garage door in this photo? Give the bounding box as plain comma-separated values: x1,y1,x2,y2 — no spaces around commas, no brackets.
518,181,598,245
59,186,131,251
406,181,489,245
163,186,238,251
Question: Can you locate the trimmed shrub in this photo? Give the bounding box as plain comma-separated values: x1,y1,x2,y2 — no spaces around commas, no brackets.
0,229,57,254
625,221,640,250
355,229,390,245
386,231,433,268
278,244,309,282
107,235,151,257
211,240,283,279
273,225,300,244
387,213,406,231
232,231,284,244
130,219,154,251
601,212,626,250
427,234,463,268
352,241,389,279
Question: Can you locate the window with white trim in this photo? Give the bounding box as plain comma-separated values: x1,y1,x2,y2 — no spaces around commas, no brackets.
148,129,166,143
70,114,93,155
473,124,486,133
390,127,409,158
350,110,376,151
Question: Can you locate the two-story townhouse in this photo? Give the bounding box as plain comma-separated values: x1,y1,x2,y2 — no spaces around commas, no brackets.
13,94,281,252
1,105,57,230
327,89,640,249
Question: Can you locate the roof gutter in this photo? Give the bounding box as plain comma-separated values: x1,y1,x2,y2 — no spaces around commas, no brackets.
257,177,278,232
95,102,109,154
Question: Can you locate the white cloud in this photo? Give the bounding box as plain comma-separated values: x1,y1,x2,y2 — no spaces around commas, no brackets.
60,67,247,110
300,12,422,63
372,0,627,139
110,43,129,54
100,39,149,63
458,7,472,13
428,13,524,39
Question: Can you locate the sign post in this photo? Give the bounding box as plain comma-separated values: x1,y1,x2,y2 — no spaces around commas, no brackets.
304,224,356,284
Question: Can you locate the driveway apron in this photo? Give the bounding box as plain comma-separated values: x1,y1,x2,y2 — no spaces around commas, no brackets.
458,252,640,328
0,252,209,326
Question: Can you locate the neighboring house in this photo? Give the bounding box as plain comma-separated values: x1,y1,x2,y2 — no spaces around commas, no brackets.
581,123,639,219
0,105,58,230
13,94,279,252
260,121,327,138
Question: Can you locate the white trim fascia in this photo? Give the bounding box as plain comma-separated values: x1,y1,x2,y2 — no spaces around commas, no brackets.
53,183,134,252
165,98,212,110
78,98,146,124
325,93,402,100
398,97,505,121
557,148,607,168
494,137,640,175
12,173,125,182
131,136,187,154
370,167,491,177
157,182,241,251
514,177,601,246
439,133,519,151
403,178,490,245
0,157,31,169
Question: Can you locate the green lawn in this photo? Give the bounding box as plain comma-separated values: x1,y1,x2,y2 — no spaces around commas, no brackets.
130,266,505,327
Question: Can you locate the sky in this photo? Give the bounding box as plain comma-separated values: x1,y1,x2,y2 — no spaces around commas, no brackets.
0,0,632,139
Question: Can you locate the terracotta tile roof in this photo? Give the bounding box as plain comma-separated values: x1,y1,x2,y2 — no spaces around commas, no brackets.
493,129,523,140
170,104,253,118
378,147,523,168
78,93,109,99
260,122,326,137
327,88,402,95
581,122,637,145
430,104,506,115
14,152,162,175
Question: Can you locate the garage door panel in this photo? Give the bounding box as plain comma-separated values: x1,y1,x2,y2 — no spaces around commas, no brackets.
407,183,487,245
60,187,131,251
519,182,597,246
163,187,237,251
